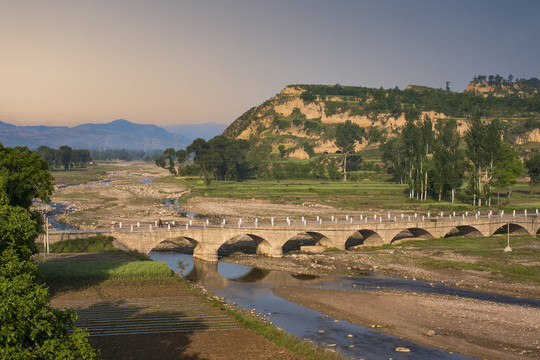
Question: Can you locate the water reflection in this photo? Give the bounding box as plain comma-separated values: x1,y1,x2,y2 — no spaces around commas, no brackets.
150,252,475,360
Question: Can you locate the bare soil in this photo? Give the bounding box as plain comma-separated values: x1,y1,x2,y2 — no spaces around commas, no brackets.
273,287,539,360
46,253,306,360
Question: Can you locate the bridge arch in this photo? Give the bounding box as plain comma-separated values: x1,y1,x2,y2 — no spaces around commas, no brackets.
282,233,317,253
218,234,259,257
390,227,434,243
345,229,384,248
305,231,335,248
491,223,531,236
147,235,198,254
444,225,484,238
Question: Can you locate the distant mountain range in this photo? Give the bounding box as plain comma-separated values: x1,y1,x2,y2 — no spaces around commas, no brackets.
0,119,227,150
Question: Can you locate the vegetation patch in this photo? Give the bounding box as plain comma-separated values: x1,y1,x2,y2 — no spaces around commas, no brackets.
422,259,540,284
43,236,118,253
188,285,346,360
39,261,174,283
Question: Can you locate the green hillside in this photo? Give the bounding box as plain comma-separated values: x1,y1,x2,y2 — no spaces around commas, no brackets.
223,79,540,160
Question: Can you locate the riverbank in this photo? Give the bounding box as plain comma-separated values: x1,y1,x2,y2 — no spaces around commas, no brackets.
218,237,540,360
223,234,540,300
273,287,539,360
42,252,342,360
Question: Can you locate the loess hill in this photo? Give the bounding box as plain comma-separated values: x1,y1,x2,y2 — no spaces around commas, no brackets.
223,79,540,159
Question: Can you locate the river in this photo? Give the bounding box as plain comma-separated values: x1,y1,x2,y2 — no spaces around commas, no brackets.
150,252,482,360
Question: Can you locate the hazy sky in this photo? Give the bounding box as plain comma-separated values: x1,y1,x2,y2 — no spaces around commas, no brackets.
1,0,539,127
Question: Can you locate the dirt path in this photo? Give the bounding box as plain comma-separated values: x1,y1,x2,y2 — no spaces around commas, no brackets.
273,287,539,360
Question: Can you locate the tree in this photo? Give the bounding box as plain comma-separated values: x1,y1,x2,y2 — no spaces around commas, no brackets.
278,145,286,160
163,148,177,175
525,152,540,194
335,120,361,181
0,248,98,359
37,146,56,168
433,119,464,202
56,145,73,171
0,205,40,261
464,114,486,206
493,145,522,199
0,144,53,209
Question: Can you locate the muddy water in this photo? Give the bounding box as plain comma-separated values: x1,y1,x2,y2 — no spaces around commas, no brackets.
150,252,477,360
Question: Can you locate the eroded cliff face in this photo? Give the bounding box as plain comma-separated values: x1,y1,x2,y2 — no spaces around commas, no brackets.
229,86,452,158
225,84,539,159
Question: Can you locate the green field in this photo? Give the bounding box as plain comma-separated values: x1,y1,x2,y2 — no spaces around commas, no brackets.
388,235,540,284
163,176,540,213
39,260,174,283
51,164,119,186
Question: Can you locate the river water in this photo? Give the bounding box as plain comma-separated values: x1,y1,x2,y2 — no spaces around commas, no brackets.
149,252,486,360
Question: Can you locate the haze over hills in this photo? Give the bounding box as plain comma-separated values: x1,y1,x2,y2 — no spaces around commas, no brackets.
162,122,228,142
0,119,226,150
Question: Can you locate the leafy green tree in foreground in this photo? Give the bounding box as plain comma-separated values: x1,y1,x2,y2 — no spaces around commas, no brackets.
0,143,98,359
0,144,53,209
0,205,40,261
0,249,98,359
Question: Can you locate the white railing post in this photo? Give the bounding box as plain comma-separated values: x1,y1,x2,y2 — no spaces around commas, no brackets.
149,224,152,231
271,218,274,226
130,225,133,232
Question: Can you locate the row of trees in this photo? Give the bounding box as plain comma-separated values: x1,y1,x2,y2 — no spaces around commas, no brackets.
0,143,98,358
381,114,524,204
156,117,540,204
36,145,92,171
155,136,251,182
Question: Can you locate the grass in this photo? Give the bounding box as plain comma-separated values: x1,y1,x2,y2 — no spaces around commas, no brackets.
52,164,119,186
393,235,540,284
422,258,540,283
39,260,174,283
40,236,118,253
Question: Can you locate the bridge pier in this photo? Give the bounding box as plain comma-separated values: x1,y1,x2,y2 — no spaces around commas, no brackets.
256,242,283,258
192,244,219,262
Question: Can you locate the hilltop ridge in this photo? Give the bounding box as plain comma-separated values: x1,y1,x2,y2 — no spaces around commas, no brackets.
223,80,540,159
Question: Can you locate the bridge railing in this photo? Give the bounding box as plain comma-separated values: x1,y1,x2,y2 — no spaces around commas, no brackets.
49,208,539,234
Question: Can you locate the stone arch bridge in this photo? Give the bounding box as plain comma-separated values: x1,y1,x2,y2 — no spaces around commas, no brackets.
49,214,539,262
